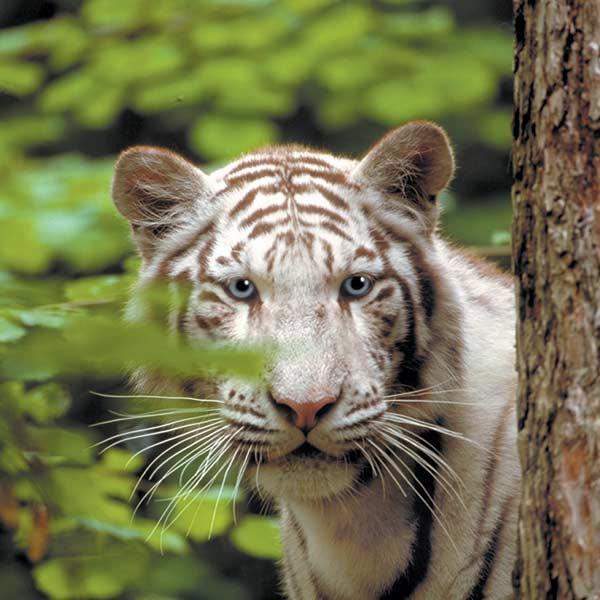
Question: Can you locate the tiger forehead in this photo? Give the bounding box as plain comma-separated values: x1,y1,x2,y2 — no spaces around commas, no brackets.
216,145,358,181
206,148,376,276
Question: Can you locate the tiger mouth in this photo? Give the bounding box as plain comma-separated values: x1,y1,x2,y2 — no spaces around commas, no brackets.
290,441,326,459
288,444,377,487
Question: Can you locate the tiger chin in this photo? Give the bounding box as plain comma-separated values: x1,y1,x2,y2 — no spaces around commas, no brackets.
112,121,520,600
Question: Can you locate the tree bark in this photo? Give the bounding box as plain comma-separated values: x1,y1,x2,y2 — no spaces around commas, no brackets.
512,1,600,598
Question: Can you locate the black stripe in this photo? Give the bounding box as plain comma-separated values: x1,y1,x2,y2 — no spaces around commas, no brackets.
393,277,424,392
379,429,442,599
370,214,437,322
406,245,437,321
464,510,507,600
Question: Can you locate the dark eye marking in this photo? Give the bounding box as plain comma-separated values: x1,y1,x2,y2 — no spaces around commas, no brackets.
367,285,395,304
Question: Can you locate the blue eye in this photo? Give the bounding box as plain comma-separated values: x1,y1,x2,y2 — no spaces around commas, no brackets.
341,275,373,299
227,278,257,300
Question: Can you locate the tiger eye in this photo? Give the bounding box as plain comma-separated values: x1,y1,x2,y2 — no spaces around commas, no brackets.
341,275,373,299
227,278,257,300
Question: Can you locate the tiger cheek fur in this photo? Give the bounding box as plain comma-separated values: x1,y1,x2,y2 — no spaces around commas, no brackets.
113,121,520,600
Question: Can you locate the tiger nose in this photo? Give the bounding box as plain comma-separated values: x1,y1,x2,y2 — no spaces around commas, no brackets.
274,395,337,431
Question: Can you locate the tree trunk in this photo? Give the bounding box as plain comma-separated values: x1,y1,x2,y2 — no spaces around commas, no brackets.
512,1,600,598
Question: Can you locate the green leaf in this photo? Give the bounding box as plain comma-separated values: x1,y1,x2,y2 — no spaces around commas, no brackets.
27,426,93,466
189,11,291,52
45,465,132,521
12,307,67,329
133,73,207,113
230,515,282,559
216,85,294,118
302,4,372,52
161,485,240,542
99,448,145,474
0,27,35,55
364,54,497,124
91,36,184,84
1,312,266,381
75,87,124,129
491,230,511,246
0,115,65,153
190,115,278,160
0,60,44,96
33,541,150,599
21,383,71,423
382,7,455,38
70,517,188,555
131,555,207,595
0,316,26,342
82,0,147,29
39,70,97,113
0,217,52,274
281,0,332,13
64,275,132,303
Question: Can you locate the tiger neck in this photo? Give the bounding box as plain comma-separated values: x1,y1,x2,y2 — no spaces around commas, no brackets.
280,431,444,600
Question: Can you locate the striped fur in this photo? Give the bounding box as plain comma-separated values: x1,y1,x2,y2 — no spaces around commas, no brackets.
113,121,519,599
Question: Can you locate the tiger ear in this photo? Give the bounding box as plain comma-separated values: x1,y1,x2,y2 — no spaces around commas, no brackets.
112,146,213,260
354,121,454,234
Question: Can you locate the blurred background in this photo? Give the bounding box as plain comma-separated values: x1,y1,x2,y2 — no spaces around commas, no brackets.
0,1,513,598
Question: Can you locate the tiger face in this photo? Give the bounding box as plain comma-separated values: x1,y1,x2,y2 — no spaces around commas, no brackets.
112,121,457,503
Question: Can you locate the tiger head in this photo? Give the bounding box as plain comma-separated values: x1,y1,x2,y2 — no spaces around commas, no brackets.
112,121,461,503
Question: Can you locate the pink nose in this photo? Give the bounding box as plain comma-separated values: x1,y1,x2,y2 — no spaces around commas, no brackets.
274,395,337,431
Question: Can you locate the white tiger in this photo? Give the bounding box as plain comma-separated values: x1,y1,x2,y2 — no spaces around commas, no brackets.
111,121,520,599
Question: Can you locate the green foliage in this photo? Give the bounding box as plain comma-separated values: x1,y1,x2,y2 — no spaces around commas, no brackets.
0,0,512,161
0,0,512,598
231,516,283,560
0,155,128,274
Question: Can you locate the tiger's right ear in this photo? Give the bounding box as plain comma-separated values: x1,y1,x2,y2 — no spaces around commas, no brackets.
112,146,213,260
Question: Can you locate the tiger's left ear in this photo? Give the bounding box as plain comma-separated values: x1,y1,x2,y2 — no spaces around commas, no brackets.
354,121,454,234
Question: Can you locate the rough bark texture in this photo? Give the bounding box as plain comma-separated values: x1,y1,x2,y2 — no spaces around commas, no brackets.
512,0,600,598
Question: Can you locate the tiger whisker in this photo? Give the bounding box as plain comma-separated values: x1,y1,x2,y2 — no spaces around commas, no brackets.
92,407,221,427
137,424,231,511
381,413,469,441
94,414,221,450
166,433,241,538
180,426,243,501
384,398,481,406
129,419,224,482
90,391,223,404
352,441,381,480
100,420,224,474
384,413,491,454
232,445,253,525
377,422,466,492
383,380,460,398
151,433,236,544
193,427,239,483
207,447,241,539
147,422,227,483
131,422,228,507
377,428,466,512
366,439,408,499
369,438,459,554
174,426,232,486
353,441,385,499
254,451,265,500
